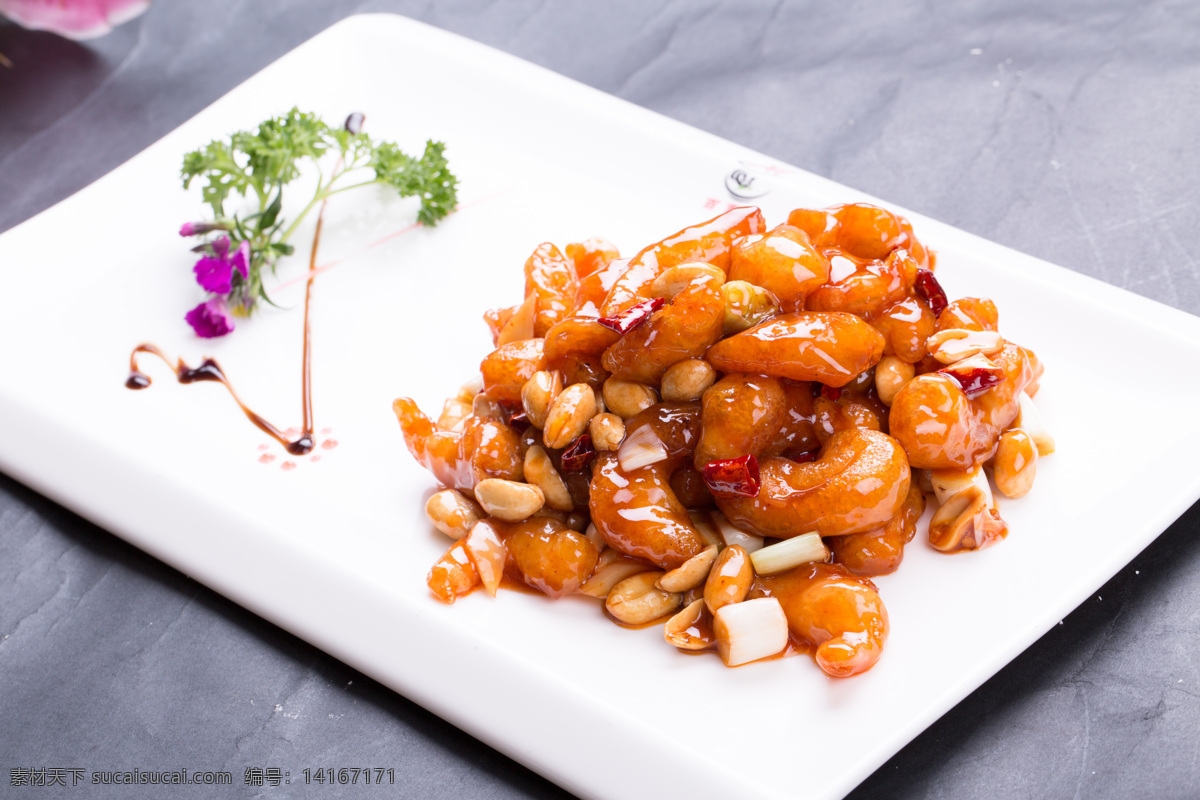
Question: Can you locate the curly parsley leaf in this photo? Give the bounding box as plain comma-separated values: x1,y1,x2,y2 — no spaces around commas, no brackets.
372,139,459,226
179,108,459,322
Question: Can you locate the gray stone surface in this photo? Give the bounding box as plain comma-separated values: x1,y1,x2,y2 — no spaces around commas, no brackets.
2,1,1199,797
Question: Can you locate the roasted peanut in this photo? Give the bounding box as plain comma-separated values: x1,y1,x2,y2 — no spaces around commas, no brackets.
588,412,626,451
874,355,915,406
605,571,682,625
474,478,545,521
521,370,563,430
720,280,780,334
523,445,575,511
543,383,598,449
704,544,752,614
649,263,726,300
602,378,658,419
927,328,1005,365
578,549,649,598
583,522,605,552
660,358,717,402
424,489,483,539
664,599,714,651
658,544,719,592
994,428,1038,498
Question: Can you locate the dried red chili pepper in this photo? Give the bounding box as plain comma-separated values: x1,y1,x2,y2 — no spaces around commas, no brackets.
597,297,664,335
701,454,761,498
506,410,531,433
914,269,949,316
560,434,596,471
940,356,1003,399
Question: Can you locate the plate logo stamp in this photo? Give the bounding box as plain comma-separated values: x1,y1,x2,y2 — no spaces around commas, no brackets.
725,164,771,199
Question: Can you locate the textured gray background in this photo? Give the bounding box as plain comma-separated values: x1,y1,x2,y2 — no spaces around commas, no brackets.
2,1,1200,798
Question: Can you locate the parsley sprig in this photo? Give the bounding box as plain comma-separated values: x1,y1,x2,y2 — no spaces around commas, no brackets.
179,108,457,331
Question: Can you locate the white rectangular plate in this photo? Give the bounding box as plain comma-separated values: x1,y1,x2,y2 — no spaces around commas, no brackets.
2,14,1199,800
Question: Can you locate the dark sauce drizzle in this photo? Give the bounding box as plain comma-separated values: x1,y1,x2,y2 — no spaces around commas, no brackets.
126,187,332,457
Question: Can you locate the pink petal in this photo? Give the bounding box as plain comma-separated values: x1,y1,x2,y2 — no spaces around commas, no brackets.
185,297,234,339
193,255,233,294
231,240,250,279
0,0,151,40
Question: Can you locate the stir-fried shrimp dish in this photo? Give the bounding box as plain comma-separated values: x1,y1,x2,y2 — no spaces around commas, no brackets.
394,202,1054,677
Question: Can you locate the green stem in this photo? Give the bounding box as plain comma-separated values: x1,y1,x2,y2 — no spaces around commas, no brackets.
320,178,383,198
275,160,366,243
277,194,323,245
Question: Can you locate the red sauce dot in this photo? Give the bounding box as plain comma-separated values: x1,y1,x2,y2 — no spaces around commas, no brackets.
321,438,339,450
256,443,269,452
259,453,276,464
281,461,297,471
310,454,322,462
320,427,333,435
285,427,301,437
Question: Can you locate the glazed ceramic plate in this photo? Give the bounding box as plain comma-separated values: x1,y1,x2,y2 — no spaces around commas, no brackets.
2,15,1199,800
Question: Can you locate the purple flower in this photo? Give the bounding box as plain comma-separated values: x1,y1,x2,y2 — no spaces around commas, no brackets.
192,236,250,294
185,297,235,338
179,220,229,237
